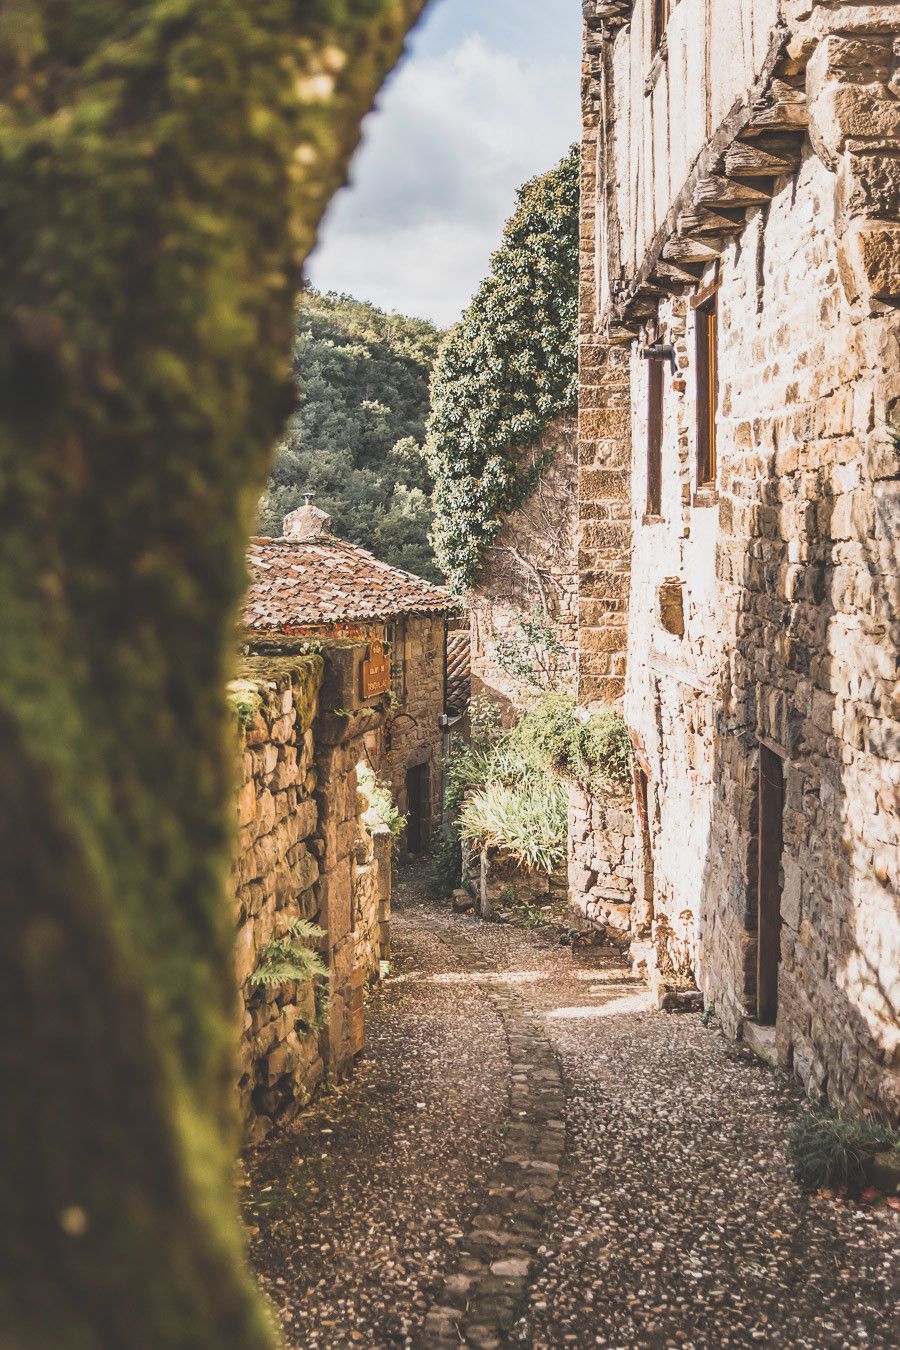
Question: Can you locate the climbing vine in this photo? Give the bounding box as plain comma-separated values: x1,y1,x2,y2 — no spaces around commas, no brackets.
426,146,580,593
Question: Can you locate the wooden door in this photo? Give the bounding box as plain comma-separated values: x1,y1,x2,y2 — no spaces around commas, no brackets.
405,763,430,855
757,745,784,1025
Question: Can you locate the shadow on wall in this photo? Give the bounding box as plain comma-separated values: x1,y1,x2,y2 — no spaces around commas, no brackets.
694,380,899,1123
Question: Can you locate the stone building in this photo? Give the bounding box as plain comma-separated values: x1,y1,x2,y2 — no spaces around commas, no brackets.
245,499,454,855
578,0,900,1119
467,419,580,717
230,651,392,1142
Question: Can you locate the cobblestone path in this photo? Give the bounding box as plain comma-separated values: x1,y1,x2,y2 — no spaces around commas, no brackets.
246,876,898,1349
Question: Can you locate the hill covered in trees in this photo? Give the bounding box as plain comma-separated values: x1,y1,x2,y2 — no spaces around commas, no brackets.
260,290,443,581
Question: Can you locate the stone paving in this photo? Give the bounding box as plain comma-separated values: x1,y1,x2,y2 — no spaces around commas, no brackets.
245,873,899,1348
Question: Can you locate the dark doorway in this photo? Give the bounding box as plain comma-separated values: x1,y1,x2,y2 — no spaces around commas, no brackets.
757,744,785,1025
405,762,430,855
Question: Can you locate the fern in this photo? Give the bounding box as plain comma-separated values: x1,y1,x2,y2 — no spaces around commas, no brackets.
248,920,328,988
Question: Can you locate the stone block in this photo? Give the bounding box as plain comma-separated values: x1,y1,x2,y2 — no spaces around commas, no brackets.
839,220,900,304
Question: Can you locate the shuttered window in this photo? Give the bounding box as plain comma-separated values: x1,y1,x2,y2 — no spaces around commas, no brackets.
646,355,663,517
695,292,718,489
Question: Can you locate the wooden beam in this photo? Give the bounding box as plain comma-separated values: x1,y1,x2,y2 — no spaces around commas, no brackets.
662,235,722,265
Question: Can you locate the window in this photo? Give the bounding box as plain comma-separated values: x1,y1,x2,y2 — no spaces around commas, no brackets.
646,354,664,518
652,0,672,51
756,744,785,1025
694,281,718,494
389,620,407,701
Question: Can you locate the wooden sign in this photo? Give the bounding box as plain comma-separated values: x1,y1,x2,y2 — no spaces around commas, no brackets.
361,640,391,699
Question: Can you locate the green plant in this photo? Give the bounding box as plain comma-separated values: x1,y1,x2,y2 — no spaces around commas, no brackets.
228,687,263,734
248,919,328,989
426,147,579,592
495,608,569,692
427,826,463,898
788,1108,899,1192
459,776,568,873
508,694,633,791
357,761,405,839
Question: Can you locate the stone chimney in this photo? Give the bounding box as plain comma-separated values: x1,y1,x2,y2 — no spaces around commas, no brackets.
283,493,332,542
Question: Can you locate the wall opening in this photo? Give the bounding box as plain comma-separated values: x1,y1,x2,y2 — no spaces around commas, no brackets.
756,743,785,1025
646,356,664,518
405,762,430,856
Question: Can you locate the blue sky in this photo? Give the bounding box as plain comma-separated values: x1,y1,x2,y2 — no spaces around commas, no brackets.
306,0,582,327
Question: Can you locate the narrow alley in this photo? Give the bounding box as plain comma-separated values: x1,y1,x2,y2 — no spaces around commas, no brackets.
245,872,897,1350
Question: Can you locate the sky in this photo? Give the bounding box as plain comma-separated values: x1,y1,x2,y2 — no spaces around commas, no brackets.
306,0,582,328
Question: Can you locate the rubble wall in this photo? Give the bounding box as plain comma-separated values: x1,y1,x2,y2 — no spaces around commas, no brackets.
623,146,900,1119
231,651,390,1143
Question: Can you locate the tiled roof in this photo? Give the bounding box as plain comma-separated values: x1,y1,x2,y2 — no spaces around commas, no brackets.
244,535,455,631
445,629,471,714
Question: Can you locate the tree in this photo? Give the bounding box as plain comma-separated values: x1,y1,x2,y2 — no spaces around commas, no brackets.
426,146,580,593
0,2,427,1345
259,290,442,580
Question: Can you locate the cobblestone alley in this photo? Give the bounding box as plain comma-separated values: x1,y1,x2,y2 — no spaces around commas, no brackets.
245,873,898,1350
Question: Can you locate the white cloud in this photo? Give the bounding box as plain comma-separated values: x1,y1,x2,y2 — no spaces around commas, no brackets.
306,34,580,327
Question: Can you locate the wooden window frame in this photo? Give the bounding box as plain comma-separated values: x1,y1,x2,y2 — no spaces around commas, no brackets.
645,353,664,521
692,271,719,505
756,743,785,1026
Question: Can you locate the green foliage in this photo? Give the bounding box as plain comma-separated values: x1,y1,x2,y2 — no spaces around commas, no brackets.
509,694,633,792
788,1109,898,1192
357,761,406,839
260,290,443,580
427,826,463,898
448,691,631,874
426,147,580,592
227,686,263,733
0,0,426,1341
495,607,570,692
248,919,328,989
459,776,568,873
450,699,568,873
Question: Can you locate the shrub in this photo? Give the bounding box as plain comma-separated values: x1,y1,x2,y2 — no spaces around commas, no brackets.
788,1108,899,1191
427,826,463,898
459,776,568,873
495,608,569,693
509,693,632,792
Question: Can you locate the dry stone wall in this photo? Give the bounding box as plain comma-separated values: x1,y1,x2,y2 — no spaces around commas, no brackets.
385,613,446,851
231,648,391,1143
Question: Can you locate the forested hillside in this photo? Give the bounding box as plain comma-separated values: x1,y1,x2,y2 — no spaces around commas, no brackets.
260,290,443,581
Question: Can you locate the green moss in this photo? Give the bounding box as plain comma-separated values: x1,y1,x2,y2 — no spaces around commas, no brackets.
0,1,426,1344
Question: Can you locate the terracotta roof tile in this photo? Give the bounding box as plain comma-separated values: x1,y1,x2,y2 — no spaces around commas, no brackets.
243,535,454,630
445,630,471,714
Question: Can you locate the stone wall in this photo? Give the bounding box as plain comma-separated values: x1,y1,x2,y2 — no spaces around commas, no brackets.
468,419,579,717
580,1,900,1118
568,786,637,937
385,612,446,852
231,646,391,1143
